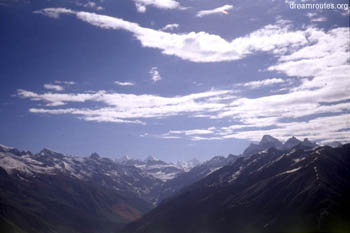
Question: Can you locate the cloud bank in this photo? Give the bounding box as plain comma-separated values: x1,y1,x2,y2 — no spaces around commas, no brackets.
35,8,315,63
26,8,350,144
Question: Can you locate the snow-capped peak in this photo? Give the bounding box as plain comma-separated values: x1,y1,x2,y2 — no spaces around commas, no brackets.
260,135,283,148
0,144,15,151
144,155,159,162
176,158,201,172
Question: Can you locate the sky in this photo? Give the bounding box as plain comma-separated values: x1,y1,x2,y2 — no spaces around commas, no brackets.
0,0,349,162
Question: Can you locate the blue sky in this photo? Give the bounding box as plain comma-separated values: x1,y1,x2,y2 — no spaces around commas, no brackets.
0,0,349,161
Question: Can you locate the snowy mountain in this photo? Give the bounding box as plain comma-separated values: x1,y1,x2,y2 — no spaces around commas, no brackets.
158,154,238,201
0,137,339,233
0,145,169,233
175,158,201,172
243,135,318,156
0,146,163,204
116,155,196,181
123,143,350,233
283,136,301,150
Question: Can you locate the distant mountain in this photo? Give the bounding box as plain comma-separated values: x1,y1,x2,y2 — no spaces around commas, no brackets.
157,154,238,201
117,154,234,203
122,144,350,233
176,158,201,172
243,135,317,156
326,141,343,148
0,146,164,233
116,155,196,182
283,136,301,150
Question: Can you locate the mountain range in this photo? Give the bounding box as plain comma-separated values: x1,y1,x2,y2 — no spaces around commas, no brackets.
0,135,348,233
242,135,317,156
123,143,350,233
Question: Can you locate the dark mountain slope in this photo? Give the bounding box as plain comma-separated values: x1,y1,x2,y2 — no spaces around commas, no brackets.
123,144,350,233
0,146,164,233
0,168,152,233
158,154,238,201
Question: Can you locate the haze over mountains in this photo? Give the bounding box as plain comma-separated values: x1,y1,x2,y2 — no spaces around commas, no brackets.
0,136,349,233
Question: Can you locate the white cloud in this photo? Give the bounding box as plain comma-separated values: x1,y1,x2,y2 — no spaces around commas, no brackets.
149,67,162,82
43,84,64,92
142,25,350,144
114,81,135,86
196,5,233,17
133,0,181,13
18,89,233,122
84,1,96,8
306,11,327,22
165,113,350,144
220,114,350,144
33,8,74,18
311,17,327,22
74,1,104,11
23,10,350,143
35,9,313,63
135,3,147,13
161,23,179,31
306,12,317,18
237,78,285,89
54,80,76,85
169,129,214,136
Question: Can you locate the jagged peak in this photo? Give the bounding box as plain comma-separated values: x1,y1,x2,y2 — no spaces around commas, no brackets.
286,136,300,142
301,138,317,148
284,136,301,147
144,155,159,162
90,152,100,159
118,155,133,162
260,135,281,145
188,157,201,164
208,155,225,163
40,148,61,155
0,144,15,151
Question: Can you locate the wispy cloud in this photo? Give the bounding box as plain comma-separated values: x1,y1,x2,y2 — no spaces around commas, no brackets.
133,0,181,13
147,26,349,144
18,88,233,123
311,17,327,22
76,1,104,11
21,9,350,144
149,67,162,82
161,23,179,31
34,9,315,63
114,81,135,86
164,114,350,144
54,80,76,85
196,5,233,17
43,84,64,91
34,8,74,18
237,78,285,89
306,12,327,22
169,129,215,136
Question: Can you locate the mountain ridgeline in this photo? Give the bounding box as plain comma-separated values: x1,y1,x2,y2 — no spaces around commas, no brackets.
0,135,349,233
123,142,350,233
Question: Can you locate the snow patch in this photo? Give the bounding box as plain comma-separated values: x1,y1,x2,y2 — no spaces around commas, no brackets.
228,166,243,183
207,167,222,176
293,157,306,164
279,167,302,175
313,166,319,180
